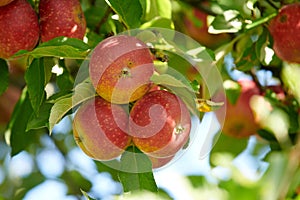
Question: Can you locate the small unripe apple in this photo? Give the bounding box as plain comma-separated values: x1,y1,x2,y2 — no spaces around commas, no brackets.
0,0,39,59
268,3,300,63
73,96,131,161
129,90,191,157
39,0,86,42
89,35,154,104
0,0,14,6
216,80,260,138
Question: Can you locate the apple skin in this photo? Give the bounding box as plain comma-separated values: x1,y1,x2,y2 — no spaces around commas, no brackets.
89,35,154,104
0,0,39,59
129,90,191,157
39,0,86,42
216,80,260,138
73,96,131,161
0,0,14,6
268,3,300,63
184,8,231,49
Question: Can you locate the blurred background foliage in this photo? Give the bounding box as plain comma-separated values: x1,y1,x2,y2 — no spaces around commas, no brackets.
0,0,300,199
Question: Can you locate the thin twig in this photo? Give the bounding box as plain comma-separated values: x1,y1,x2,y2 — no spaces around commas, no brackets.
94,7,113,34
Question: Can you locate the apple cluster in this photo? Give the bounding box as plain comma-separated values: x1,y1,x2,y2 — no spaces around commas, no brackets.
73,35,192,169
0,0,86,59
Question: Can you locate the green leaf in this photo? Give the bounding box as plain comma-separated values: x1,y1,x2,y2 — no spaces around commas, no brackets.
81,189,96,200
84,6,107,29
223,80,241,105
209,10,242,34
141,17,174,29
26,102,53,131
95,161,120,182
14,172,45,200
25,58,46,114
39,37,90,50
150,73,195,93
187,175,206,188
56,60,74,92
5,88,35,156
27,45,89,59
49,79,95,134
282,62,300,104
105,0,143,28
150,73,199,115
0,59,9,96
211,133,248,158
118,146,158,193
144,0,172,20
61,170,92,195
13,37,90,59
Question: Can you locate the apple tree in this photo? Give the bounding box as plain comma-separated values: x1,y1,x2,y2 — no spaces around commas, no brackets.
0,0,300,199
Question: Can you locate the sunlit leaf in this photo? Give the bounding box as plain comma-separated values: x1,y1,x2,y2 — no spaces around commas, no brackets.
105,0,143,28
150,73,196,93
141,17,174,29
49,79,95,134
118,146,158,192
144,0,172,20
81,189,96,200
209,10,242,34
282,62,300,104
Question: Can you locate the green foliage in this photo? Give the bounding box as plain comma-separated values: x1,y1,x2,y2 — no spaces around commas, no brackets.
0,59,8,96
118,146,158,193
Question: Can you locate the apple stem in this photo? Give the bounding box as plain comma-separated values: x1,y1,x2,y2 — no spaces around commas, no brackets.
120,67,132,78
174,124,185,135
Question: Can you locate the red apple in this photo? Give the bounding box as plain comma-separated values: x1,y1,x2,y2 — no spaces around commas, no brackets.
129,90,191,157
184,8,231,49
0,0,39,59
216,80,260,138
39,0,86,42
0,0,14,6
268,3,300,63
89,35,154,104
73,96,131,161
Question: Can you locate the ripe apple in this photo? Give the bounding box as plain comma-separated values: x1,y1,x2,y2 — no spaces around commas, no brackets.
89,35,154,104
183,8,231,49
0,0,14,6
216,80,260,138
39,0,86,42
129,90,191,157
0,0,39,59
73,96,131,161
268,3,300,63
